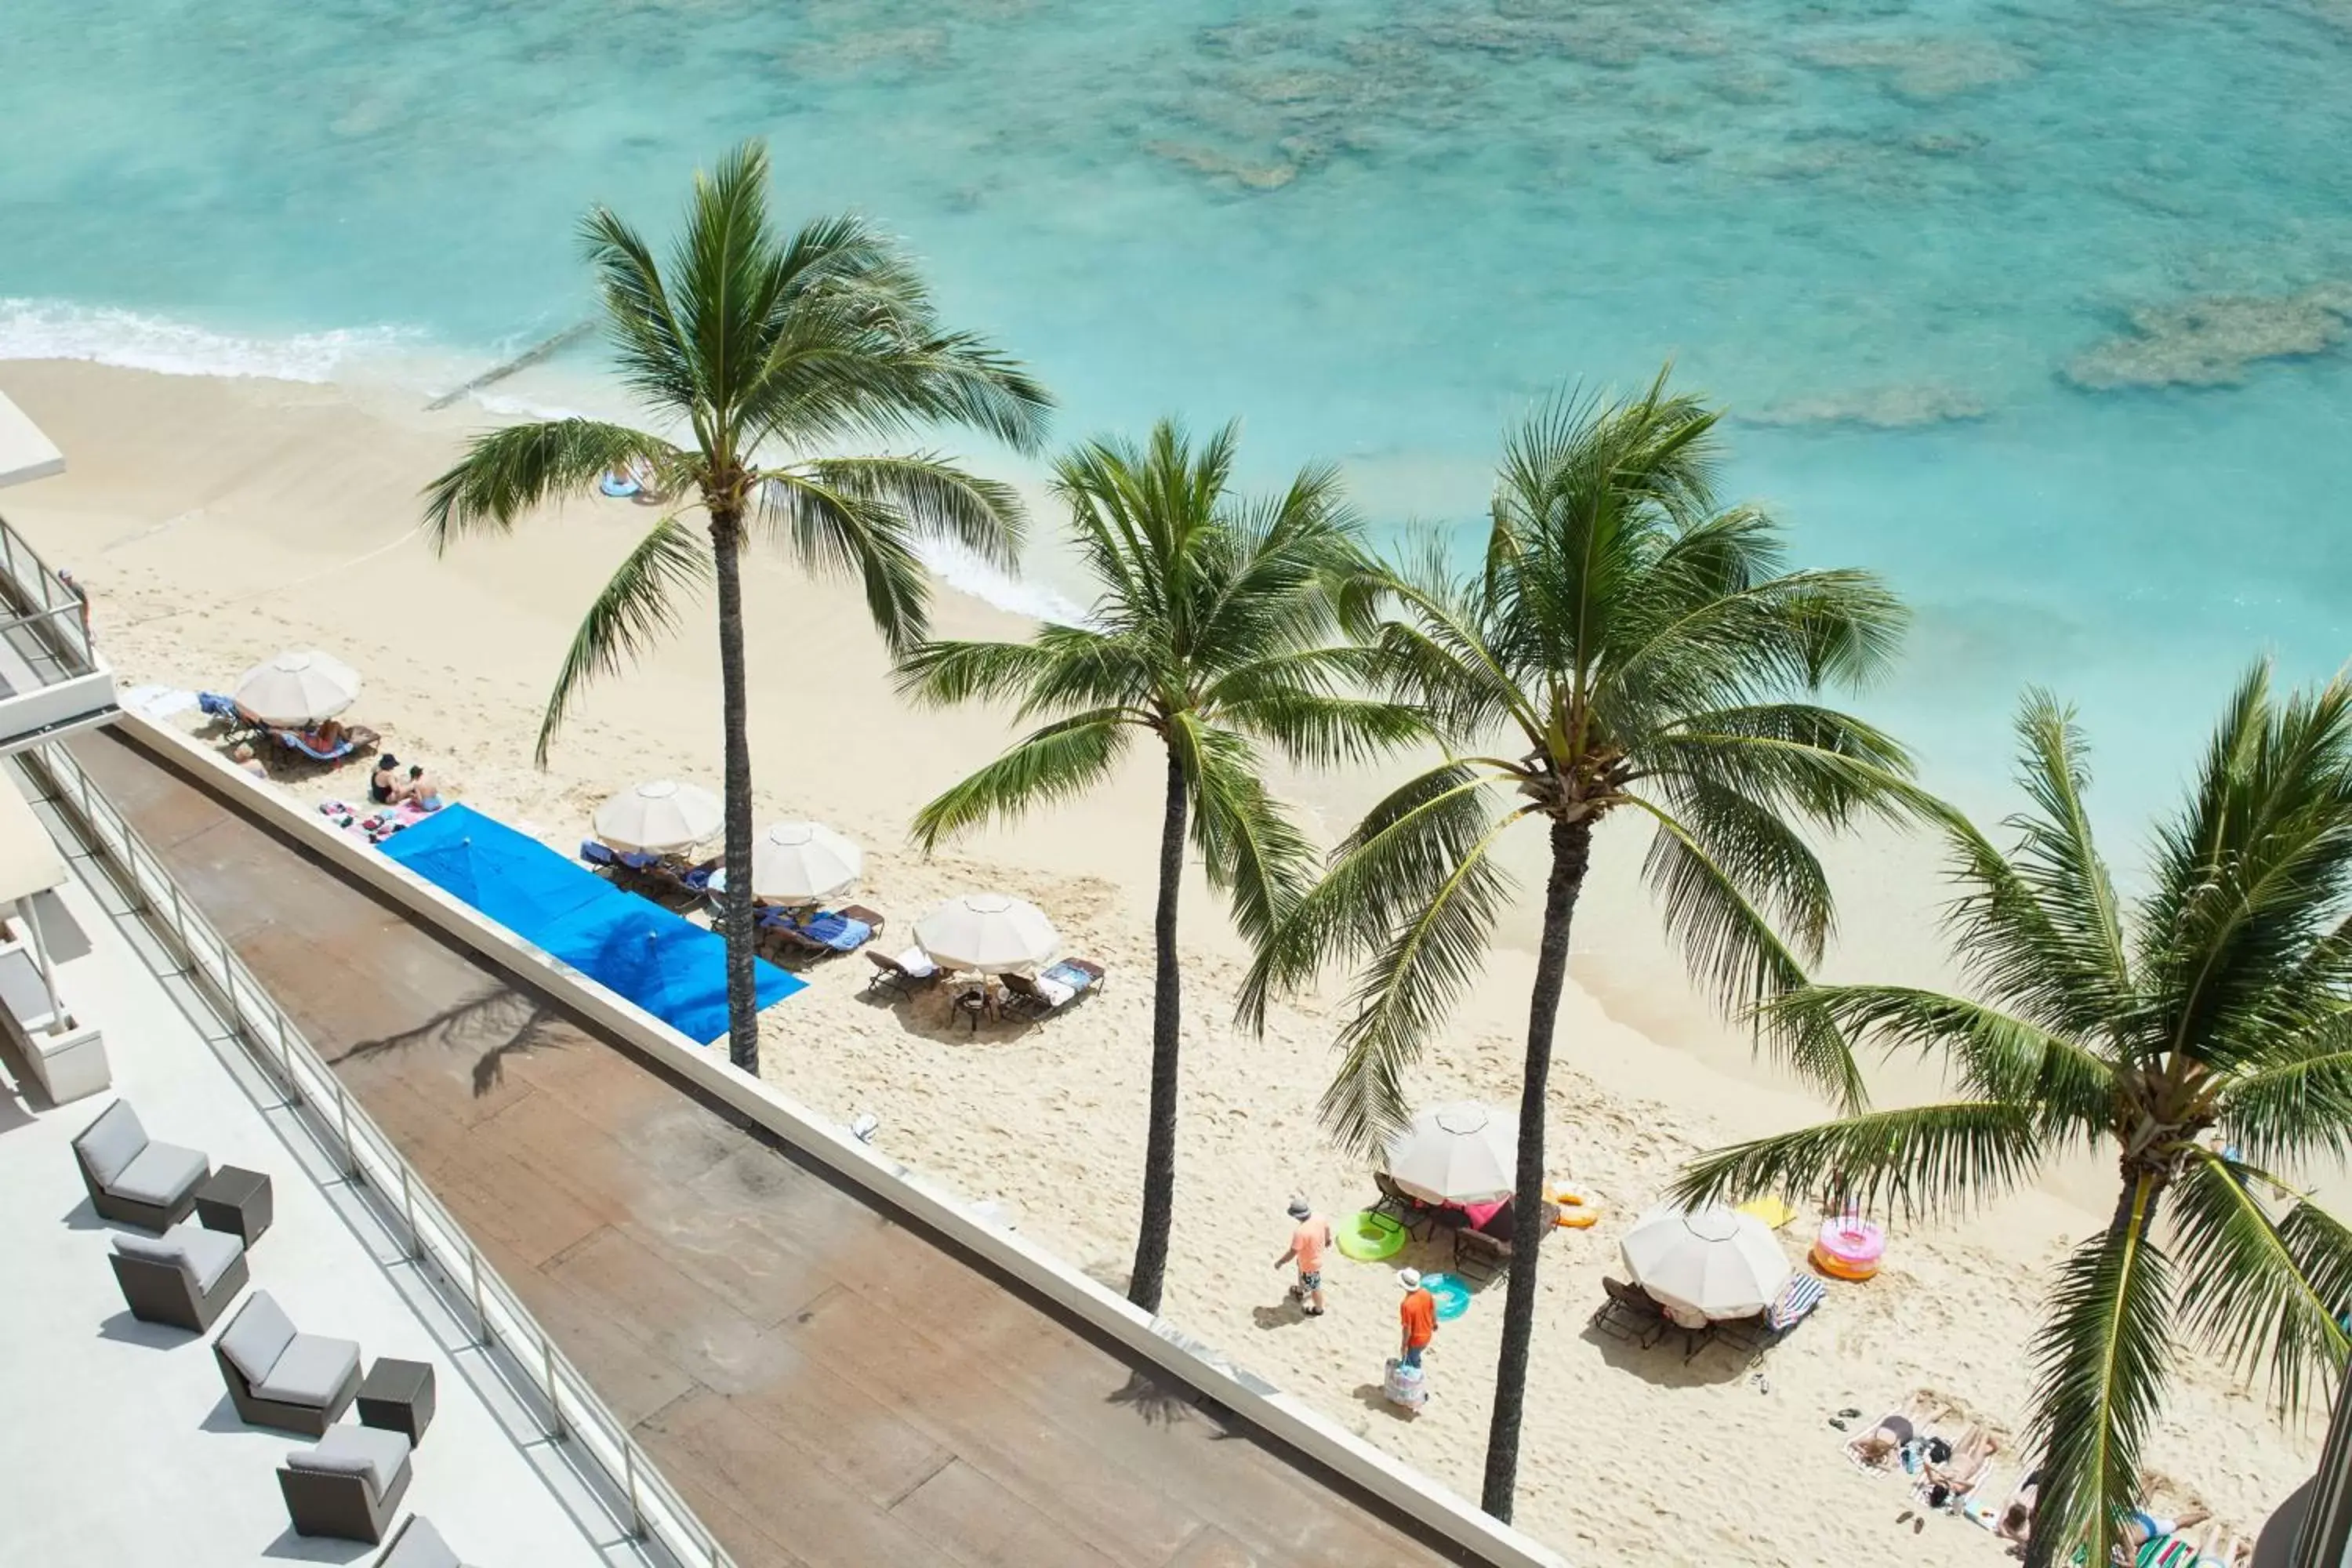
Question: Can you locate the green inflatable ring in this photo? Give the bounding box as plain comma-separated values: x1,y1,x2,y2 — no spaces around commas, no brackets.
1335,1209,1407,1262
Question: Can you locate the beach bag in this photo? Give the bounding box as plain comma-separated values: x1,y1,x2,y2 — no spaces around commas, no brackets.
1382,1356,1427,1410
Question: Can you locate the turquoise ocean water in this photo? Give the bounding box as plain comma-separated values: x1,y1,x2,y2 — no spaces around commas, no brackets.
9,0,2352,833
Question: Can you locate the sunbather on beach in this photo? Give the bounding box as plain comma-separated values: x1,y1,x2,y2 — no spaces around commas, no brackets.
369,753,401,804
303,717,346,750
1922,1425,1998,1504
396,764,445,811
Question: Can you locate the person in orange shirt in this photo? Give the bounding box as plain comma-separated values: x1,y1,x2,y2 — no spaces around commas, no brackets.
1274,1196,1333,1316
1398,1269,1438,1368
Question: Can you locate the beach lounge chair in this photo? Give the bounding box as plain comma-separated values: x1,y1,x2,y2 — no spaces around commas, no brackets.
578,840,620,871
1000,958,1104,1018
278,1424,412,1544
864,947,942,997
214,1290,364,1436
1371,1170,1446,1239
268,724,379,764
72,1099,211,1232
1589,1276,1669,1348
109,1221,249,1331
1452,1196,1560,1281
376,1515,463,1568
197,691,266,735
1717,1272,1828,1366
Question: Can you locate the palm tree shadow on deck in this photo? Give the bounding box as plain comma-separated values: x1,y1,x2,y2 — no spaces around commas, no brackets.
333,986,568,1098
1107,1367,1203,1430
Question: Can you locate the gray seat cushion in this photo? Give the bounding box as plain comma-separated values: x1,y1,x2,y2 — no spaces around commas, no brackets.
220,1290,298,1384
253,1333,361,1406
74,1100,147,1188
114,1222,244,1291
377,1515,460,1568
285,1422,410,1501
107,1141,207,1207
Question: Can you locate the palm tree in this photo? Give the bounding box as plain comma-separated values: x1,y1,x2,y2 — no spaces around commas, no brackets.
1674,668,2352,1568
1244,369,1918,1520
898,419,1421,1313
423,142,1051,1074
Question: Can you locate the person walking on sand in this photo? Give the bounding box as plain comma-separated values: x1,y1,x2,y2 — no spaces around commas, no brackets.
1398,1268,1438,1368
1274,1196,1332,1316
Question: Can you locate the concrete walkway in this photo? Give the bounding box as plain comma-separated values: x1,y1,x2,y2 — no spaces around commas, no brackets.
0,769,626,1568
69,728,1472,1568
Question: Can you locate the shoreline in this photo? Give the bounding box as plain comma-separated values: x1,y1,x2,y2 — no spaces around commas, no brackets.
0,355,2317,1563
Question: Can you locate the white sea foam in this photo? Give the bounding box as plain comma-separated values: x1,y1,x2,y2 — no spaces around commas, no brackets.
0,297,426,383
913,539,1091,628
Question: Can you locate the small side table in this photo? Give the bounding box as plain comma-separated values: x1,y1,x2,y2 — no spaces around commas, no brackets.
357,1358,437,1447
194,1166,274,1247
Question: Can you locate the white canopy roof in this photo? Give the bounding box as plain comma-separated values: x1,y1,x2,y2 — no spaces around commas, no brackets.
0,784,67,904
0,391,64,490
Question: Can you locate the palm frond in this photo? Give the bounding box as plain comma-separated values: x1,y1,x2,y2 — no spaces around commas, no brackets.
2168,1150,2352,1416
1777,985,2116,1141
2223,1026,2352,1168
1632,794,1869,1109
1240,761,1517,1028
534,516,710,764
1176,718,1319,953
755,468,928,653
796,452,1027,572
576,206,699,417
893,638,1062,710
1316,790,1533,1156
1671,1102,2042,1218
906,711,1133,852
2141,665,2352,1072
422,420,673,547
2025,1181,2174,1568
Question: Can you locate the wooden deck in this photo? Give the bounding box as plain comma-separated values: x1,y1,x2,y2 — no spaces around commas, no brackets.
71,728,1472,1568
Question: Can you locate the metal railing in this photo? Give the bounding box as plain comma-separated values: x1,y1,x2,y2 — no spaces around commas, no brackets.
22,740,734,1568
0,514,94,680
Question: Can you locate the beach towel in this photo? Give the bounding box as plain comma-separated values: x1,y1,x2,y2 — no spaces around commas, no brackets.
1737,1196,1798,1231
799,911,872,950
1766,1272,1826,1330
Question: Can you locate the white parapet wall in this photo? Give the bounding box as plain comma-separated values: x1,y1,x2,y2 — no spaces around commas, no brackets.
102,710,1567,1568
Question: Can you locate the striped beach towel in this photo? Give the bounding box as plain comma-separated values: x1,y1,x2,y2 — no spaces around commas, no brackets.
1767,1272,1828,1330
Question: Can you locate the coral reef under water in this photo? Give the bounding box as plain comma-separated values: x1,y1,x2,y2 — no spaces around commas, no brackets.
2064,286,2352,390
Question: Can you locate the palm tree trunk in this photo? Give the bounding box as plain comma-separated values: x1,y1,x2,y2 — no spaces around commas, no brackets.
1127,746,1189,1314
709,506,760,1076
1481,815,1592,1523
2021,1172,2163,1568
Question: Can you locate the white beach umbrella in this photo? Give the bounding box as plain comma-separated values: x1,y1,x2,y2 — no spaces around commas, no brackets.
913,892,1060,974
1381,1100,1519,1205
593,779,724,853
234,648,361,725
1621,1203,1792,1322
748,820,862,903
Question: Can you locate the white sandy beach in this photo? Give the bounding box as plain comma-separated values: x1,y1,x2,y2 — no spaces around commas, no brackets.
0,358,2317,1566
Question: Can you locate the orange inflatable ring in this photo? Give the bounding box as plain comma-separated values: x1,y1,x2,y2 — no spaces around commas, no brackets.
1548,1185,1602,1229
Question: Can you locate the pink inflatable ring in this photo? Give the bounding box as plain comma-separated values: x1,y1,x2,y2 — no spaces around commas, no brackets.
1812,1215,1886,1280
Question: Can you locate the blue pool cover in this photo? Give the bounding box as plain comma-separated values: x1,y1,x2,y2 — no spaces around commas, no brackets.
382,804,800,1043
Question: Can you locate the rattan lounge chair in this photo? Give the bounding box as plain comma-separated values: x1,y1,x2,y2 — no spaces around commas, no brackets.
278,1424,412,1543
1588,1276,1671,1348
72,1099,210,1231
376,1514,462,1567
1000,958,1105,1019
1715,1272,1828,1367
109,1221,249,1331
864,947,942,996
215,1290,363,1436
1450,1196,1559,1282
